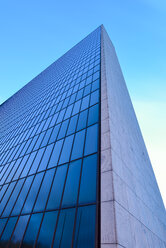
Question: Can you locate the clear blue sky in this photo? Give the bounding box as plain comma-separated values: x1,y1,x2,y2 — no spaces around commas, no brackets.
0,0,166,204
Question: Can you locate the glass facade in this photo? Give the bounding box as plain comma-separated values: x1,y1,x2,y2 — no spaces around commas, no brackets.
0,27,101,247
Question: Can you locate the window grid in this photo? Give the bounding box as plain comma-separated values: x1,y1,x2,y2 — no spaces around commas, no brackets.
0,26,101,247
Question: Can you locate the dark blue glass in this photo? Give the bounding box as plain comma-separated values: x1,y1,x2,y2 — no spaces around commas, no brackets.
20,139,32,157
22,213,43,247
33,132,45,150
0,218,7,236
33,168,55,212
48,139,63,168
28,148,45,175
92,79,99,92
37,143,54,172
59,135,74,164
53,208,75,247
73,205,96,248
80,95,90,111
21,152,36,177
41,128,53,147
90,89,99,106
62,160,81,207
57,119,69,140
77,109,88,131
71,130,85,160
47,165,67,210
13,156,29,180
67,115,78,135
22,172,44,214
11,176,34,216
26,135,39,154
0,217,17,246
6,158,22,183
84,124,98,155
83,84,91,96
79,154,97,204
48,124,60,144
0,182,16,215
88,104,99,126
2,179,24,217
10,215,29,245
36,211,58,248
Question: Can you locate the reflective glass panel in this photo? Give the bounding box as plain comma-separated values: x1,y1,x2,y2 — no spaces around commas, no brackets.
36,211,58,248
62,159,81,207
79,154,97,204
53,208,75,248
73,205,96,248
22,213,43,247
47,164,67,210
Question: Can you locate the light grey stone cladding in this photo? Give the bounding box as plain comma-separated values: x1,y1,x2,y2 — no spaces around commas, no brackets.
100,25,166,248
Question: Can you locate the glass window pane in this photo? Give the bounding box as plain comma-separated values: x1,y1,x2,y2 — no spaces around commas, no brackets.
76,89,83,101
47,164,67,210
36,211,58,248
5,159,21,183
49,113,58,127
77,110,88,131
0,217,17,246
71,130,85,160
59,135,74,165
22,213,43,247
28,148,45,175
72,100,81,115
62,160,81,207
33,168,55,212
80,95,90,111
73,205,96,248
88,104,99,126
10,215,29,245
37,144,54,172
22,172,44,214
84,124,98,156
48,124,60,144
20,139,32,157
48,140,63,168
21,152,36,178
57,119,69,140
13,156,29,181
26,135,39,154
0,218,7,236
83,84,91,96
41,128,53,147
33,132,45,150
11,176,34,216
67,115,78,135
93,71,100,81
91,79,99,92
53,208,75,248
79,154,97,204
0,182,16,216
90,89,99,106
56,109,65,124
64,104,73,120
2,179,24,217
